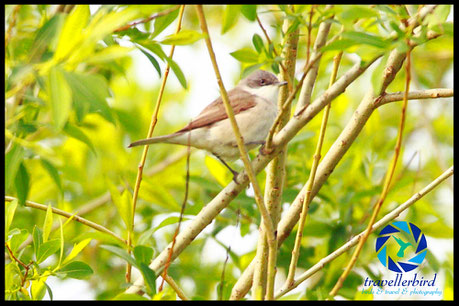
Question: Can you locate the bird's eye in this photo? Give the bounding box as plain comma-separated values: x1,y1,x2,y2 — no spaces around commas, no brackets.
260,79,266,85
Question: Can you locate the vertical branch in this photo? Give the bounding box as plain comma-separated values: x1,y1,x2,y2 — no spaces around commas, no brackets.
126,4,186,283
284,51,342,290
328,42,413,298
158,123,192,292
294,6,333,114
252,7,299,300
195,4,277,299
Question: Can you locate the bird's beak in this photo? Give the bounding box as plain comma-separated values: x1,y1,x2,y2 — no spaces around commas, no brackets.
278,81,288,87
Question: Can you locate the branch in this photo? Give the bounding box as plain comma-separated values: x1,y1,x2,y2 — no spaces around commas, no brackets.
275,166,453,298
295,6,334,113
4,196,127,245
126,4,186,283
329,39,413,297
376,88,453,107
285,51,343,288
127,49,381,296
114,5,181,32
253,9,299,299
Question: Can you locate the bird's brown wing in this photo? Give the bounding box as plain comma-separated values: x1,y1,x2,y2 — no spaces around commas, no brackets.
175,88,257,133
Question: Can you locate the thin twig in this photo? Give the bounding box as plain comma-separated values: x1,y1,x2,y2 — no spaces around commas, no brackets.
159,122,191,292
195,4,276,247
127,4,186,283
4,196,127,245
275,166,453,298
376,88,453,107
126,49,384,297
161,268,190,300
5,242,33,287
263,51,322,152
328,40,413,298
255,16,292,91
284,51,342,289
195,5,277,300
114,5,181,32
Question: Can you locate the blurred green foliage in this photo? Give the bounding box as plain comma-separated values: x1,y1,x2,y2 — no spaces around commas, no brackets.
5,4,453,300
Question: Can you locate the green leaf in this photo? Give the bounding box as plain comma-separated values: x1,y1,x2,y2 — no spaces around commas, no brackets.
85,45,132,64
59,261,94,279
36,239,61,263
161,30,204,45
43,281,54,301
113,293,149,300
62,238,92,266
61,71,114,124
339,5,378,22
63,123,97,154
33,226,43,260
5,199,18,238
230,48,259,63
425,5,451,27
222,5,241,34
14,162,30,206
100,245,138,268
241,5,257,21
30,14,65,62
138,47,162,77
9,228,29,253
139,262,157,296
40,159,63,193
252,34,264,53
154,216,189,233
74,231,125,248
151,7,180,38
31,278,47,300
133,245,154,265
137,227,156,246
42,204,54,243
165,57,187,89
371,53,388,95
5,143,24,191
108,182,132,229
138,41,167,60
48,66,72,131
54,5,90,61
342,31,391,49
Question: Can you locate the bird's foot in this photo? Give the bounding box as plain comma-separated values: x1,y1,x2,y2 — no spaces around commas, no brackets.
259,143,274,156
231,170,240,184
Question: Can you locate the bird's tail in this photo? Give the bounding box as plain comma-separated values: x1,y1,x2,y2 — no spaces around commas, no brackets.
128,133,179,148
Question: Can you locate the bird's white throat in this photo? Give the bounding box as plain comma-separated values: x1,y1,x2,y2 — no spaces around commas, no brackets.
241,84,280,104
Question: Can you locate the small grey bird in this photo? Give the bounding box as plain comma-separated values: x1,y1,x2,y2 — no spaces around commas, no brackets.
129,70,287,181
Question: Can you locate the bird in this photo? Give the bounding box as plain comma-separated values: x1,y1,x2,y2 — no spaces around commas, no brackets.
392,236,413,257
129,70,287,182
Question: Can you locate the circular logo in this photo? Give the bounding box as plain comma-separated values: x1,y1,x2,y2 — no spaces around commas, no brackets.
375,221,427,273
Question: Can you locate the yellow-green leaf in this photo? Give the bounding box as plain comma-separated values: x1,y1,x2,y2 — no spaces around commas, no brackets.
62,238,92,266
161,30,204,45
222,5,241,34
42,204,53,243
48,67,72,131
85,45,133,64
31,277,48,300
108,182,132,229
205,155,230,186
5,199,18,238
54,5,90,61
230,48,259,63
